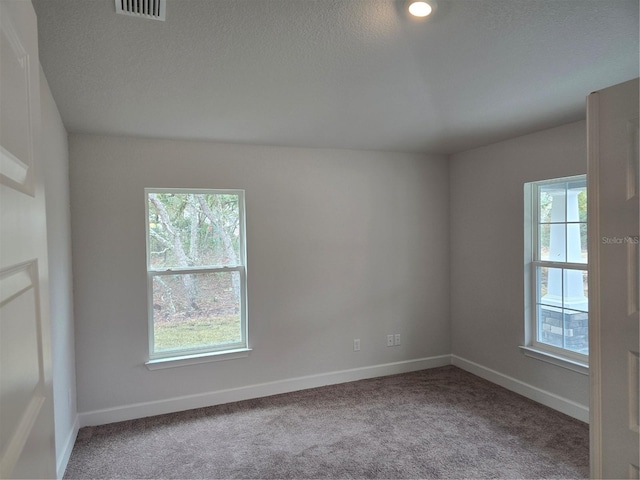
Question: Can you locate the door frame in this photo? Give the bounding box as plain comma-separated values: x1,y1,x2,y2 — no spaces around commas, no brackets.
587,90,603,480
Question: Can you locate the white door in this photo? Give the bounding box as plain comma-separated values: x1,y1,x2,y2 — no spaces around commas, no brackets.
588,78,640,479
0,0,57,478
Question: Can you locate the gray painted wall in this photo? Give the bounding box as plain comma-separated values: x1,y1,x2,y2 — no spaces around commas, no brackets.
69,135,450,413
40,69,77,469
449,120,589,406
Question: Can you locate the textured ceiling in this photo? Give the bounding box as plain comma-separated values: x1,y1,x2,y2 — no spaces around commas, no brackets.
32,0,639,154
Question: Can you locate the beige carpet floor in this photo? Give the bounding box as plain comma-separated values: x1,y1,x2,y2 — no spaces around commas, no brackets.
64,366,589,479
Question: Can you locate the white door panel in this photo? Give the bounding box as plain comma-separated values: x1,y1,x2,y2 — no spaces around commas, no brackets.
588,78,640,479
0,0,56,478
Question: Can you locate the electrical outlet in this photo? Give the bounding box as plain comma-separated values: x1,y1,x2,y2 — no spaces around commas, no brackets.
354,339,360,351
394,334,401,346
387,334,394,346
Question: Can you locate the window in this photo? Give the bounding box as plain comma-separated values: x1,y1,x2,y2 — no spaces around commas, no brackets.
525,175,588,364
145,189,247,362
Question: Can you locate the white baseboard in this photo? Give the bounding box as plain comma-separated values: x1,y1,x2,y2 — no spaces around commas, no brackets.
78,355,588,428
79,355,452,427
56,414,79,480
451,355,589,423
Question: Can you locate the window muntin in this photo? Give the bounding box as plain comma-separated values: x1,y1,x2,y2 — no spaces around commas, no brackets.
528,176,588,362
146,189,247,359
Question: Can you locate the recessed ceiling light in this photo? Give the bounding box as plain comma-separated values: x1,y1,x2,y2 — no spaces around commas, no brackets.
408,1,433,17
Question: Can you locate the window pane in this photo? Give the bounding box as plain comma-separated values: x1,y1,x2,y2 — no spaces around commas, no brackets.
537,266,548,300
541,223,566,262
566,223,587,263
563,269,588,311
536,266,589,351
539,224,550,261
152,271,242,353
537,266,562,306
537,305,563,347
148,192,240,269
567,182,587,222
563,309,588,354
539,183,565,223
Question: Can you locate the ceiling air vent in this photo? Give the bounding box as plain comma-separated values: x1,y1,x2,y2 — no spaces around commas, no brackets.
115,0,166,21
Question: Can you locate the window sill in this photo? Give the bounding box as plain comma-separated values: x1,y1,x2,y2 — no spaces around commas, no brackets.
519,346,588,375
145,348,252,370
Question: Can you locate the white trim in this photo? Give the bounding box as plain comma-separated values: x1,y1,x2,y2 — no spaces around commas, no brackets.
56,415,79,480
451,355,589,423
529,339,589,366
79,355,451,427
531,260,588,270
587,90,602,479
519,346,588,375
150,265,243,275
145,347,252,370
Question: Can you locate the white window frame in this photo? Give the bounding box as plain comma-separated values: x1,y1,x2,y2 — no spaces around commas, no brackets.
523,175,588,369
144,188,248,367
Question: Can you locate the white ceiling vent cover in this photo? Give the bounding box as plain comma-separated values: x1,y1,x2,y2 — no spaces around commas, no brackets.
115,0,166,21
